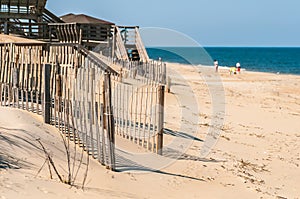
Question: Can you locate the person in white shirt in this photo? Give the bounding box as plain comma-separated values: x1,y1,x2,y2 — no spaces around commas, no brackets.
214,60,219,72
236,62,241,73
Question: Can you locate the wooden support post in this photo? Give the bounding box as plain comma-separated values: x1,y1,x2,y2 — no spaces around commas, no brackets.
56,73,62,130
56,74,62,109
104,73,115,170
90,68,95,157
147,87,154,150
0,84,2,106
102,82,106,130
43,64,51,124
100,103,106,165
142,87,149,147
3,84,7,106
12,67,19,107
112,26,116,59
156,85,165,155
125,85,130,138
133,87,139,143
94,99,101,161
138,85,144,145
129,86,134,141
36,49,42,114
162,63,167,85
166,76,171,93
7,85,12,106
82,68,88,151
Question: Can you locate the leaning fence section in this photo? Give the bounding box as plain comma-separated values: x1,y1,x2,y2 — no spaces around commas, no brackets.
46,45,116,170
91,52,166,153
111,77,165,154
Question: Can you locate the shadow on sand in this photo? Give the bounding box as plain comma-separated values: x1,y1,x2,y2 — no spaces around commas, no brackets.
0,127,39,169
164,128,203,142
115,151,205,182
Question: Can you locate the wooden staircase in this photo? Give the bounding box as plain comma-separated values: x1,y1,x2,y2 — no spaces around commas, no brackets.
134,27,149,62
114,26,149,62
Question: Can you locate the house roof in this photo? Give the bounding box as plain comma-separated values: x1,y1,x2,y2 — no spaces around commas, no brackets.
60,13,115,25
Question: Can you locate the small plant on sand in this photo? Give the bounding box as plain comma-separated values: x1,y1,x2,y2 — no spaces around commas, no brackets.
36,135,89,189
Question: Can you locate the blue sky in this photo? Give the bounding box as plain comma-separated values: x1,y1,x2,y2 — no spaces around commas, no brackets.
47,0,300,47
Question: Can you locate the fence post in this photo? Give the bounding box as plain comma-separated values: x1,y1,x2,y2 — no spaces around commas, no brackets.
102,82,106,130
12,66,19,108
104,73,115,170
56,74,62,114
43,64,51,124
166,76,171,93
12,67,19,89
156,85,165,155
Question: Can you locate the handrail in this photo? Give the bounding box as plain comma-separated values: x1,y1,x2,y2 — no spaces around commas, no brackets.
115,26,129,60
43,8,64,23
135,27,149,62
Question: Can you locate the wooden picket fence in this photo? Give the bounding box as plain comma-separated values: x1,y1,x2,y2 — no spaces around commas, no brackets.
111,78,164,153
0,43,44,113
0,42,116,170
0,42,166,170
92,52,167,85
114,59,167,85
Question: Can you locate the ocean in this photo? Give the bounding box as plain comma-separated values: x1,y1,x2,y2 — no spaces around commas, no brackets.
146,47,300,75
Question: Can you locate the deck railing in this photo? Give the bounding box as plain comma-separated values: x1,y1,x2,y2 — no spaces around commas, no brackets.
135,27,149,62
114,26,129,60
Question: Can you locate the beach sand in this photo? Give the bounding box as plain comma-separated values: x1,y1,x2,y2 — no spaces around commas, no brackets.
1,62,300,198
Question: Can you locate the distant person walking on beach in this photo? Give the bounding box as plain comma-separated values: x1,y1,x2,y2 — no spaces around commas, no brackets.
214,60,219,72
236,62,241,73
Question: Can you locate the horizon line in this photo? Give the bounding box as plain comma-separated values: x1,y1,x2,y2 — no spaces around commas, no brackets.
145,45,300,48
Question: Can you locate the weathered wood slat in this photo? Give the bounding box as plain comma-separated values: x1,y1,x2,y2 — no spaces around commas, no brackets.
147,86,154,150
